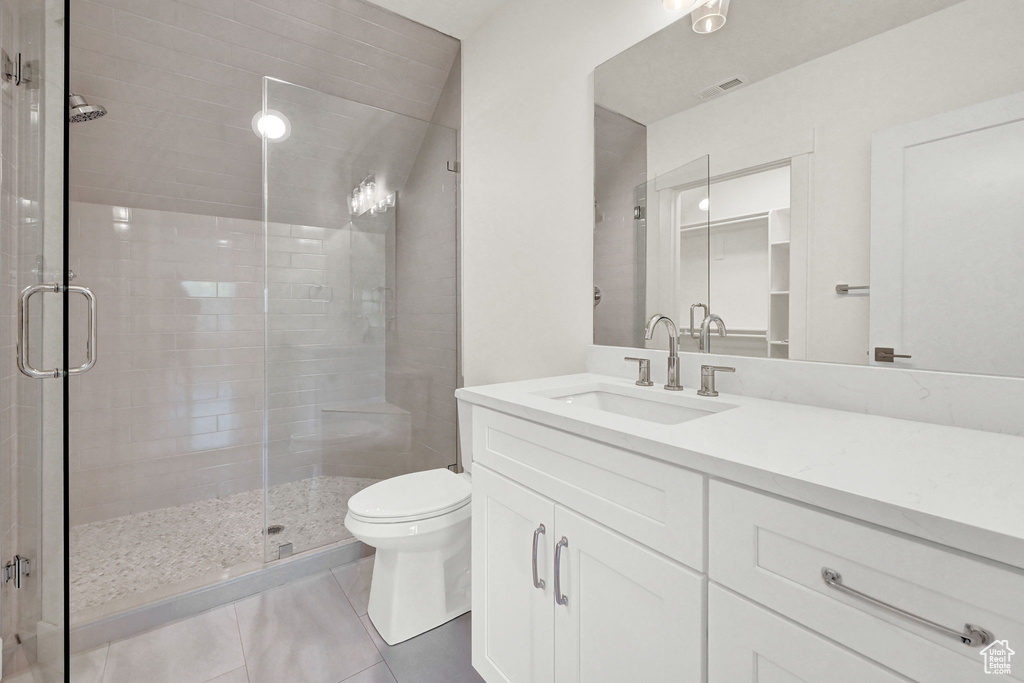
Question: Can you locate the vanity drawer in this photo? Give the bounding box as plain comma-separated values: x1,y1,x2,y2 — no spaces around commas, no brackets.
709,585,908,683
709,481,1024,682
470,407,704,570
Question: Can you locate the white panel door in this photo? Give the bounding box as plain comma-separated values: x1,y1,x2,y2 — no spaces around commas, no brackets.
870,90,1024,375
552,506,704,683
708,585,908,683
472,465,555,683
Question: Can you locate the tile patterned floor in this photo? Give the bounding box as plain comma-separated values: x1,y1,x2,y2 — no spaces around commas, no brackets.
69,556,484,683
71,476,379,613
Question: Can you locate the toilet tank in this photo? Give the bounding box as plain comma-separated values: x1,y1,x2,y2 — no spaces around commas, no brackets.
456,397,473,473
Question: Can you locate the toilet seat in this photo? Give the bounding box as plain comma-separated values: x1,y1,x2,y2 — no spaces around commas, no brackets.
347,468,471,524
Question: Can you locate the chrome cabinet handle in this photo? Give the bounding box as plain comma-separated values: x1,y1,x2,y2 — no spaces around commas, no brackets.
554,537,569,606
532,524,546,589
821,568,993,648
17,283,98,379
18,283,61,379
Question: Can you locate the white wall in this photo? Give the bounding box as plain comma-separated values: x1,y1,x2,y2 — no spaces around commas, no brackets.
461,0,678,386
646,0,1024,364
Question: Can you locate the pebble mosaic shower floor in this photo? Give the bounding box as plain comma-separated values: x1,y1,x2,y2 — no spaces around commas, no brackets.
70,475,379,614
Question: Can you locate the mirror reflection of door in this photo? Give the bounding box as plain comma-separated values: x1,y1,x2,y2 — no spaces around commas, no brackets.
646,155,710,352
870,92,1024,376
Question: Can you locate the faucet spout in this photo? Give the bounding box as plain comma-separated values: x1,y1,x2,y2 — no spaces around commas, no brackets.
643,314,683,391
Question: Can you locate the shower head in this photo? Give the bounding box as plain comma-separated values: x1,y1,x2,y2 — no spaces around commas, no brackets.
68,93,107,123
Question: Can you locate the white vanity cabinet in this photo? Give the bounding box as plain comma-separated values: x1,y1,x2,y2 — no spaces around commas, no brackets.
472,465,704,683
460,389,1024,683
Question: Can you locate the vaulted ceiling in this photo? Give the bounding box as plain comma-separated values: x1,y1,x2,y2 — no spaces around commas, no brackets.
69,0,460,221
363,0,507,39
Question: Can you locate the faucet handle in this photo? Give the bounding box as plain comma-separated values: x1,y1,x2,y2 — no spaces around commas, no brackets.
698,365,735,397
624,357,654,387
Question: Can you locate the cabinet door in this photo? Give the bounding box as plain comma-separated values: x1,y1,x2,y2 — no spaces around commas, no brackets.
472,465,555,683
708,585,907,683
553,506,704,683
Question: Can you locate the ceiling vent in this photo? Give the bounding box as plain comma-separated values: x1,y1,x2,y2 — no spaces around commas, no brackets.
695,76,747,101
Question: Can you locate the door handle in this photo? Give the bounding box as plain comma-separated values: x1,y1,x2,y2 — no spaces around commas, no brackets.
554,537,569,606
18,283,61,378
531,524,546,589
874,347,911,363
18,283,98,378
66,285,97,375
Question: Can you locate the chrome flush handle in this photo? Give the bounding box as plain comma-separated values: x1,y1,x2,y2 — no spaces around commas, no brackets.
532,524,546,590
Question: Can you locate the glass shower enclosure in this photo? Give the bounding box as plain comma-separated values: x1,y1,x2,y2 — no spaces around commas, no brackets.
261,77,459,561
65,72,459,647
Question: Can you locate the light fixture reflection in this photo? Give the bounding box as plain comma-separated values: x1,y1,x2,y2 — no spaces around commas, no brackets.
251,109,291,142
699,197,710,212
691,0,729,34
662,0,694,10
348,175,397,217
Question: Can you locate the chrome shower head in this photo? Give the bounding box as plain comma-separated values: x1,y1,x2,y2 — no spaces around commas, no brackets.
68,93,106,123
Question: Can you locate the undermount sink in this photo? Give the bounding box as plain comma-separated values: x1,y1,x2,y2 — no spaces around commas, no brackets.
536,384,735,425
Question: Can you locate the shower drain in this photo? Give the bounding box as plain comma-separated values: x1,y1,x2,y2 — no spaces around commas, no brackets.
267,524,285,535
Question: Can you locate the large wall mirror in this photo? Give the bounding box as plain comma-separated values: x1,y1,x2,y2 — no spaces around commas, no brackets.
593,0,1024,377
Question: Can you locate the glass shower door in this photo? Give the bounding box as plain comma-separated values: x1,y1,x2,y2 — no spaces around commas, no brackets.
2,0,66,679
261,77,458,562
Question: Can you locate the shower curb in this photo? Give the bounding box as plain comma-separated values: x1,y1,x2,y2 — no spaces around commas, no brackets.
70,541,372,653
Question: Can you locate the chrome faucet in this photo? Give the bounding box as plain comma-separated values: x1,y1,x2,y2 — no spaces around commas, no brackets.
643,314,683,391
698,313,727,353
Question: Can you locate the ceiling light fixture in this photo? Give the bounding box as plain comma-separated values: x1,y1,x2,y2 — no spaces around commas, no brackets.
691,0,729,34
251,109,291,142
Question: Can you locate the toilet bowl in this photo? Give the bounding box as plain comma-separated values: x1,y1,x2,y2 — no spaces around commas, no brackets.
344,467,472,645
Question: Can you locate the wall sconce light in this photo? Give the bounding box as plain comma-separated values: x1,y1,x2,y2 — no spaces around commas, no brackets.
692,0,729,33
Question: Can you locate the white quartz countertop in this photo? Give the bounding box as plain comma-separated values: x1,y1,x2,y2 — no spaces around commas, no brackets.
456,373,1024,570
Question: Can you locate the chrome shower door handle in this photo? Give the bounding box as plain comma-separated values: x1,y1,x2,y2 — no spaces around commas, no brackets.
554,537,569,606
18,283,61,379
532,524,546,589
17,283,98,379
689,303,708,339
67,285,97,375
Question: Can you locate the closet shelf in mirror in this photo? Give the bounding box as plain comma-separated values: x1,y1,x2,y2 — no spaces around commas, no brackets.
680,327,767,339
679,210,772,232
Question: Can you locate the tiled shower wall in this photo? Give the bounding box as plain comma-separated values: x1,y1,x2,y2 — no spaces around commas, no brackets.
68,202,387,525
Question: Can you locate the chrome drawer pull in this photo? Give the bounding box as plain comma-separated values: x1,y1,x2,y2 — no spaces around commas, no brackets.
532,524,546,589
554,537,569,606
821,568,993,648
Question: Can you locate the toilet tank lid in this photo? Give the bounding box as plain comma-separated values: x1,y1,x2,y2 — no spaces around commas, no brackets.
348,468,471,521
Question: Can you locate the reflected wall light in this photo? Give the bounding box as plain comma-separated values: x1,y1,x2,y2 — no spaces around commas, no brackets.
691,0,729,33
662,0,695,10
348,175,397,217
251,109,291,141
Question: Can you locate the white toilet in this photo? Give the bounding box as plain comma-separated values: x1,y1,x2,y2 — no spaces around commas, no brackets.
344,466,472,645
